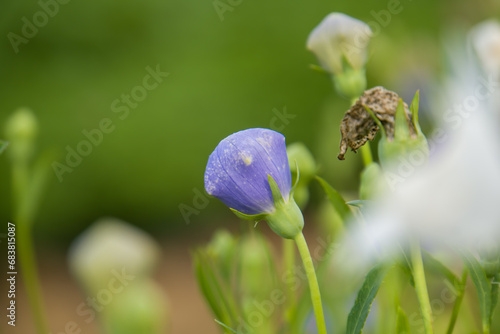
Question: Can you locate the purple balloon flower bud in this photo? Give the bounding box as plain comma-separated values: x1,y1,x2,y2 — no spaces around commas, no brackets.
204,128,292,215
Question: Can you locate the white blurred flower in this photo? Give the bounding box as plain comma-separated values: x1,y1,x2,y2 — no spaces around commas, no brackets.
340,53,500,267
307,13,372,75
68,217,161,292
470,20,500,76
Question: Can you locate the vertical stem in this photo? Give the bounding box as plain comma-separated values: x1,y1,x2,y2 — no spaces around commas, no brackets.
410,239,434,334
294,232,327,334
446,268,468,334
13,160,50,334
360,145,373,166
17,218,50,334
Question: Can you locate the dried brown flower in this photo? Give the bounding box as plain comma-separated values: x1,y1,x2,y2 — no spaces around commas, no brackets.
338,86,416,160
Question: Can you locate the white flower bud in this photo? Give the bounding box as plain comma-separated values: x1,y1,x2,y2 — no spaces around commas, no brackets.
470,20,500,75
307,13,372,75
68,218,160,293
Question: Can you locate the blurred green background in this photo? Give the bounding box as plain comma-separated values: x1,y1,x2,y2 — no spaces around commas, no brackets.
1,0,499,246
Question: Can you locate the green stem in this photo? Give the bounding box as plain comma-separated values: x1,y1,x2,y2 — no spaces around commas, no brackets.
17,219,50,334
360,145,373,166
13,159,50,334
294,232,327,334
446,268,468,334
283,238,296,322
410,240,434,334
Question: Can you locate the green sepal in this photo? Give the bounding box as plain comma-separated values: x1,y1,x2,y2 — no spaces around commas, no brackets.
410,90,424,137
363,105,387,138
333,54,367,100
394,99,411,141
268,174,285,206
229,208,267,222
265,175,304,239
309,64,329,75
290,160,300,195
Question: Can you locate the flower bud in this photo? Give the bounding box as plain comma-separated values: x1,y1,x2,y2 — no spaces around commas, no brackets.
4,108,38,162
238,233,276,333
469,20,500,75
238,233,275,296
359,162,386,200
205,128,304,239
207,229,236,282
332,67,367,100
307,13,372,99
376,93,429,173
68,217,160,293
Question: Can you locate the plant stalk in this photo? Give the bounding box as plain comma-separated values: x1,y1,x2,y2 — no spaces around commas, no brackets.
410,239,434,334
294,232,327,334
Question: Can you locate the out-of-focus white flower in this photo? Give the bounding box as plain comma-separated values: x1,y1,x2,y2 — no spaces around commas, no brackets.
68,217,160,292
307,13,372,75
470,20,500,75
340,52,500,267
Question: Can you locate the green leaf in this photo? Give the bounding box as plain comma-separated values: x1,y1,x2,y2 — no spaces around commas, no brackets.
397,256,415,288
461,251,492,332
491,274,499,323
423,251,459,286
346,264,389,334
215,319,240,334
194,251,237,331
229,208,267,222
396,306,410,334
316,176,351,224
0,140,8,155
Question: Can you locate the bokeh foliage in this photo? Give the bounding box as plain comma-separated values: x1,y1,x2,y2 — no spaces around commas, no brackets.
0,0,498,245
